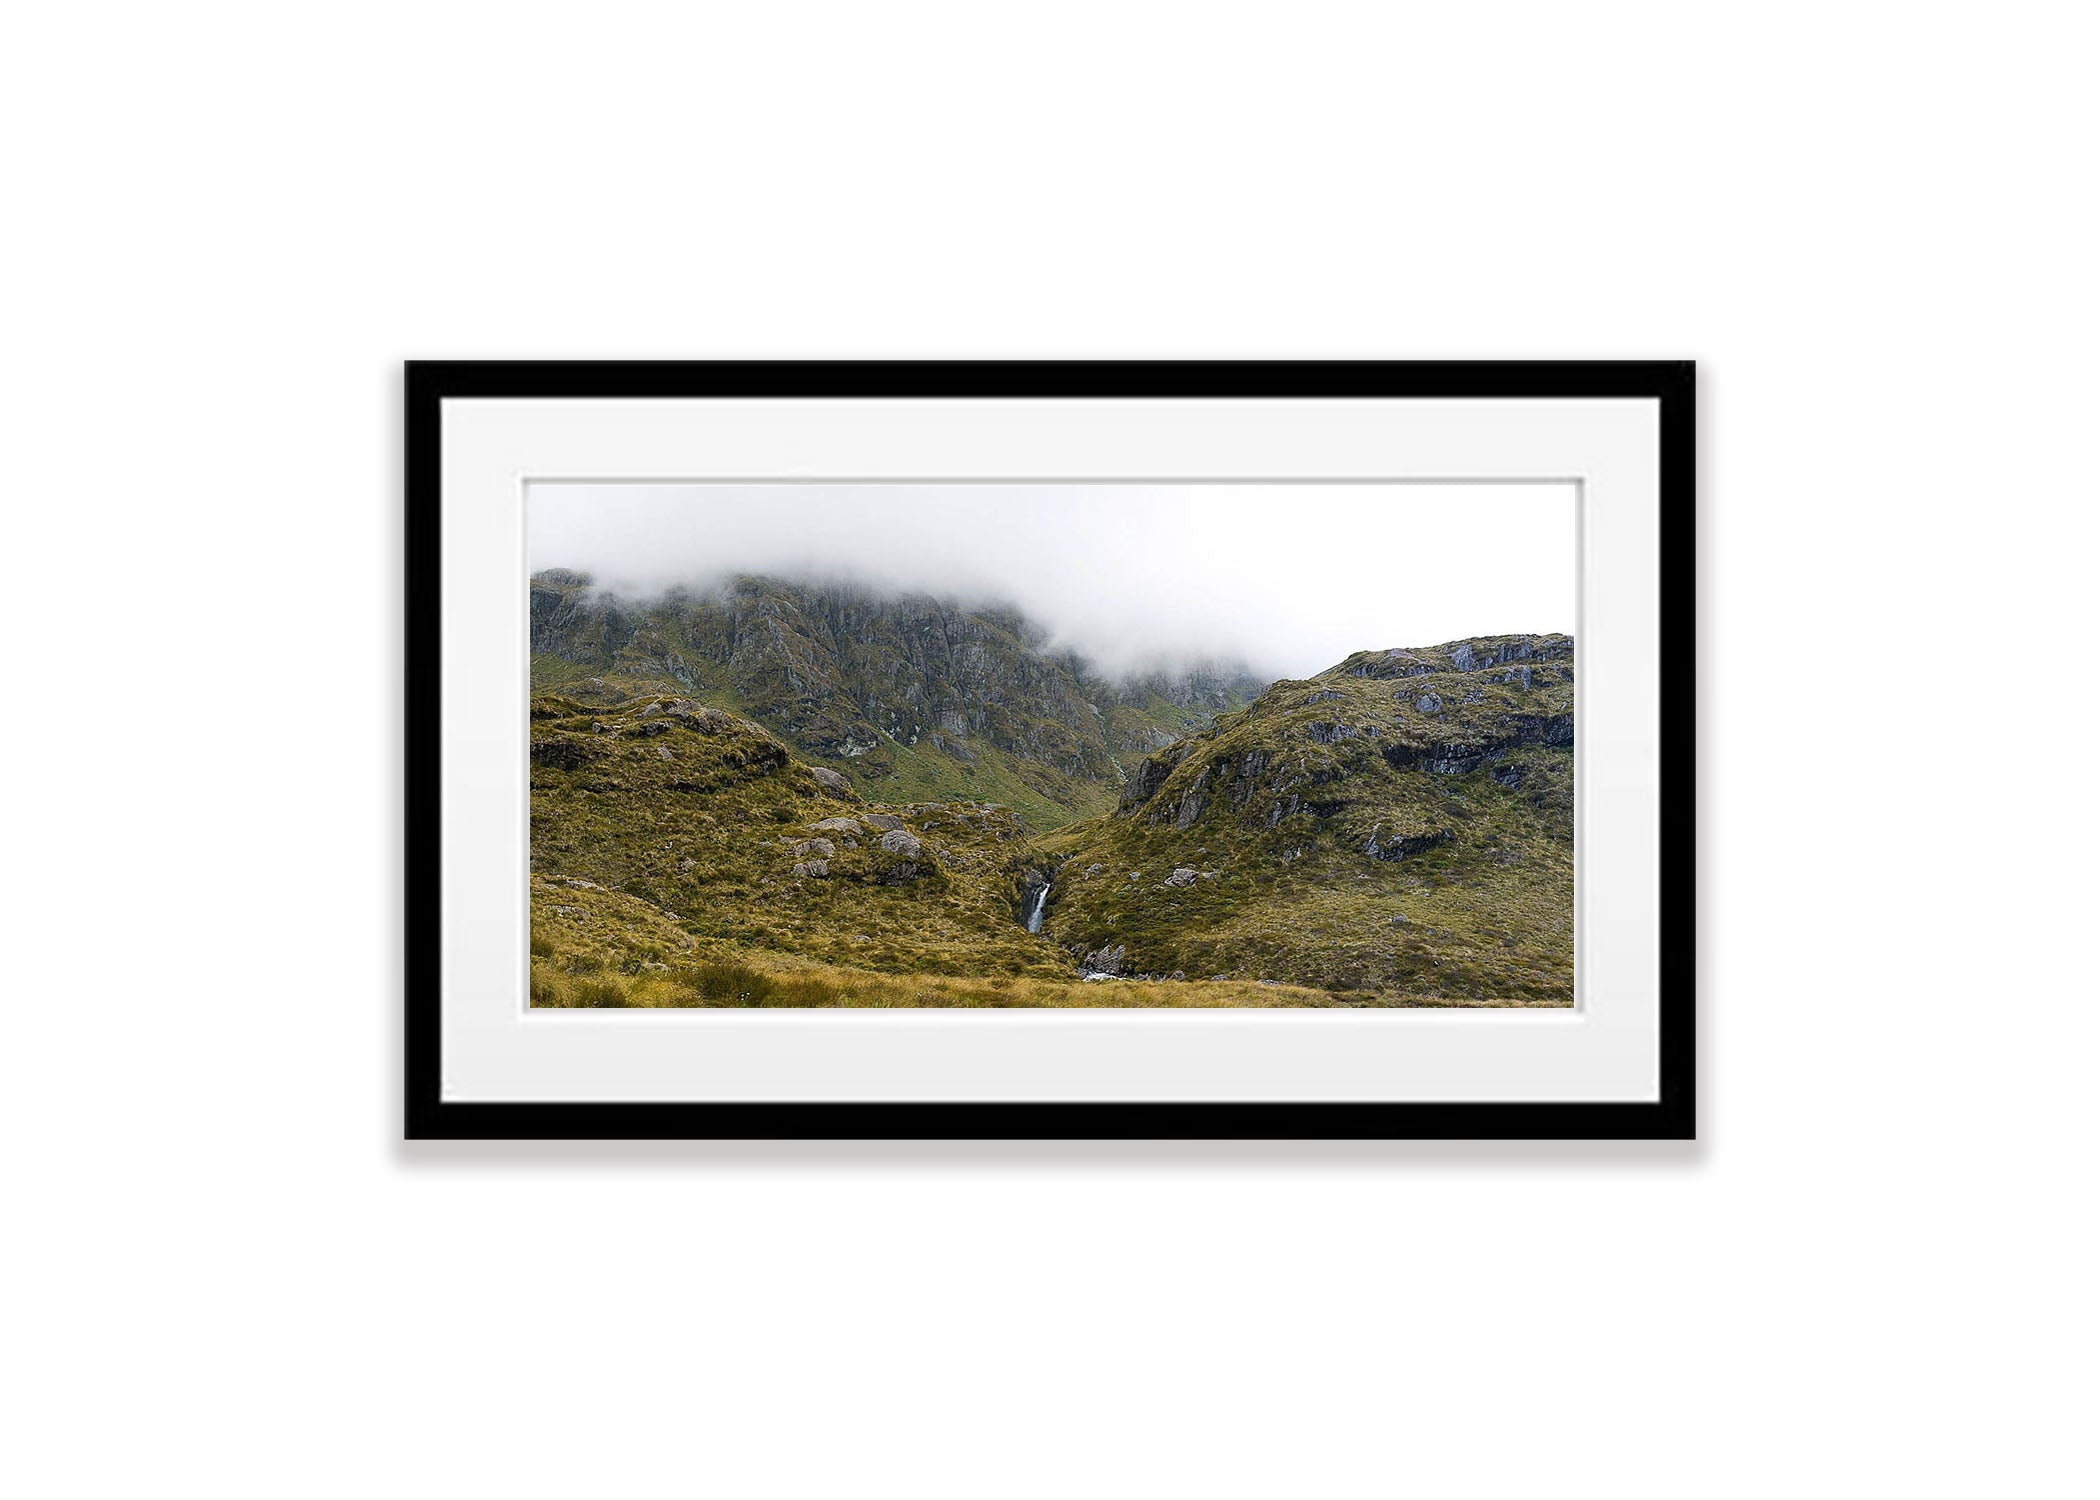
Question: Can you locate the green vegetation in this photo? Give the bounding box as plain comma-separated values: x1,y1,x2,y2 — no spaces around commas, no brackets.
527,573,1575,1008
1031,636,1575,1002
523,714,1334,1007
531,696,1054,972
528,572,1258,832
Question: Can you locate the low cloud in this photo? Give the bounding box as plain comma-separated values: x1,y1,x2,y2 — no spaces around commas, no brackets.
528,482,1576,682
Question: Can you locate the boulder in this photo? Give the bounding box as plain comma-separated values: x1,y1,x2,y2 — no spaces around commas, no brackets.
1362,827,1454,862
809,766,853,795
790,859,829,879
810,817,861,834
862,813,905,833
1163,867,1200,888
1414,693,1444,714
1083,944,1127,976
667,703,731,732
878,828,923,859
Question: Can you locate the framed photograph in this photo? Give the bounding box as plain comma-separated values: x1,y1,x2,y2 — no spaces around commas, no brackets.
406,361,1693,1139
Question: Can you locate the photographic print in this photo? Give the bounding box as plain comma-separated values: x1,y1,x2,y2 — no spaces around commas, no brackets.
525,480,1577,1010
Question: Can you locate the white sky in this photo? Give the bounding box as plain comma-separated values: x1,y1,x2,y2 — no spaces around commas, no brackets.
528,482,1576,682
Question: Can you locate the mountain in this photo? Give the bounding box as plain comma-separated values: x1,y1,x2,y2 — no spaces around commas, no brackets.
525,588,1576,1008
529,571,1265,830
1028,634,1576,1003
526,690,1332,1008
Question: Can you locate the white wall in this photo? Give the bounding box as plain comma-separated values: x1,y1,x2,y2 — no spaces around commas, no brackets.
7,5,2092,1496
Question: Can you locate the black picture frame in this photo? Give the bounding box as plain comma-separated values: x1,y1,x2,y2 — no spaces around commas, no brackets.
406,361,1694,1140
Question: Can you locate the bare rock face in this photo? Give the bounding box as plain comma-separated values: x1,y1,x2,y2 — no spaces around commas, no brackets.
526,571,1262,803
1120,743,1191,811
1171,767,1213,830
1083,944,1127,976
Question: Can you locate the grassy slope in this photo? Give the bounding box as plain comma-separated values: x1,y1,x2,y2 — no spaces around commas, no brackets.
528,576,1259,834
1031,637,1576,1004
529,653,1118,832
527,692,1330,1007
529,635,1573,1009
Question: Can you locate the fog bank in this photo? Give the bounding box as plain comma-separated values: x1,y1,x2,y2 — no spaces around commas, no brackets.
528,482,1576,682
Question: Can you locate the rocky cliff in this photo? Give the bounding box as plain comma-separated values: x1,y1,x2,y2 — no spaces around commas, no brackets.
529,572,1266,830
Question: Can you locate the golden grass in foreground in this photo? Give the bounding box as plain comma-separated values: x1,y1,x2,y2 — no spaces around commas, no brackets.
529,947,1560,1010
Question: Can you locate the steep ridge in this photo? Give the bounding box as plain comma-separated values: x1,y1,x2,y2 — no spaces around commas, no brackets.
1028,635,1575,1004
529,571,1264,830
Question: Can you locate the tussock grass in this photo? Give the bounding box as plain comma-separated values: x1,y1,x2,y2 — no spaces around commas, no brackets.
528,948,1367,1009
1030,637,1576,1003
527,628,1576,1007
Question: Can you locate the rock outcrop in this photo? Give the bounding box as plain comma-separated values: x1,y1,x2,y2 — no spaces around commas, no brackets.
529,571,1265,826
1028,635,1576,1000
1082,944,1127,976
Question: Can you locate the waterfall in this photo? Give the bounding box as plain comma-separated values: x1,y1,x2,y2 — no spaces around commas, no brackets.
1025,884,1050,934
